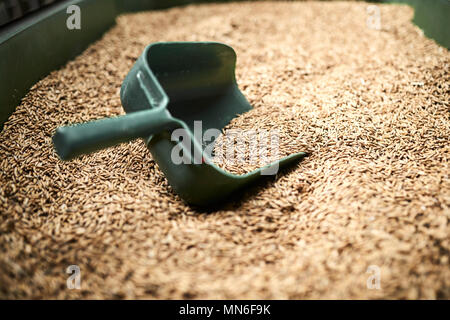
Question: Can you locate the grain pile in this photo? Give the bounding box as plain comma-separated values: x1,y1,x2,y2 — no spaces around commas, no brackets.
0,1,449,299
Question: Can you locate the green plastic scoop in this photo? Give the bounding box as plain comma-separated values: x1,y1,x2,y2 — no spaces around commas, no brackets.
53,42,307,206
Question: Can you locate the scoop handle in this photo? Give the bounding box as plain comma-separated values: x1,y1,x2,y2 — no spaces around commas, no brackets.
53,108,174,160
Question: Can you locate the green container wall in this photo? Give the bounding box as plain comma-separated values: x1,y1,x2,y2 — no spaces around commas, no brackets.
0,0,115,129
0,0,200,130
388,0,449,50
